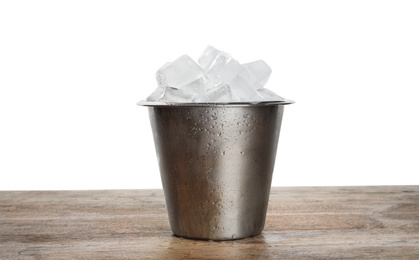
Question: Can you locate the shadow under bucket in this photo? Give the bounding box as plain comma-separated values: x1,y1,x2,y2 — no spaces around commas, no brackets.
140,101,293,240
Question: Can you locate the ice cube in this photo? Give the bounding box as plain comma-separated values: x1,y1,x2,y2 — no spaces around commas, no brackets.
229,76,264,102
200,83,234,102
146,86,165,102
207,52,232,75
198,46,221,71
163,87,198,103
198,46,232,74
144,46,280,104
180,78,206,97
156,55,205,89
257,88,285,101
242,60,272,89
216,59,242,84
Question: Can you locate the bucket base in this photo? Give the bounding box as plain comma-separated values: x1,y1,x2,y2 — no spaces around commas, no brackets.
173,232,262,241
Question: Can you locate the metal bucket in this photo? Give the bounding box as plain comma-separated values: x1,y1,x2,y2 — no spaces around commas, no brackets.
140,101,292,240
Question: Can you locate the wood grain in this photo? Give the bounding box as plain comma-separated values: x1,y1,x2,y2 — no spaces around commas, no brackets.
1,186,418,259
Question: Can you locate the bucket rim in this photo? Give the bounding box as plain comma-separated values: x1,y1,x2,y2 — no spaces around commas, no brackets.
137,99,294,107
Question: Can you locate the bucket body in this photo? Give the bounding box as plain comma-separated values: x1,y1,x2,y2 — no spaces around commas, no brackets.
148,104,285,240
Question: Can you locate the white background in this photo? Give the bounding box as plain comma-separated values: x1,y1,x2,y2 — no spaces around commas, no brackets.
1,1,418,190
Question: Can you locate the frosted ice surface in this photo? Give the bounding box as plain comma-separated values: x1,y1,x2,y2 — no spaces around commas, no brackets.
164,87,198,102
156,55,205,89
257,88,285,101
200,83,234,102
243,60,272,89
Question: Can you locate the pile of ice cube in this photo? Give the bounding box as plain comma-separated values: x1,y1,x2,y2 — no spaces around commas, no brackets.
146,46,284,103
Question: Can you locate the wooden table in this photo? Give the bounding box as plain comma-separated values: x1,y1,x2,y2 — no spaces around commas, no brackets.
1,186,418,259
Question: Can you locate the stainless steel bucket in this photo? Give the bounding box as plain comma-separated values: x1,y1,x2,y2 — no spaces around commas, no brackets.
141,101,292,240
